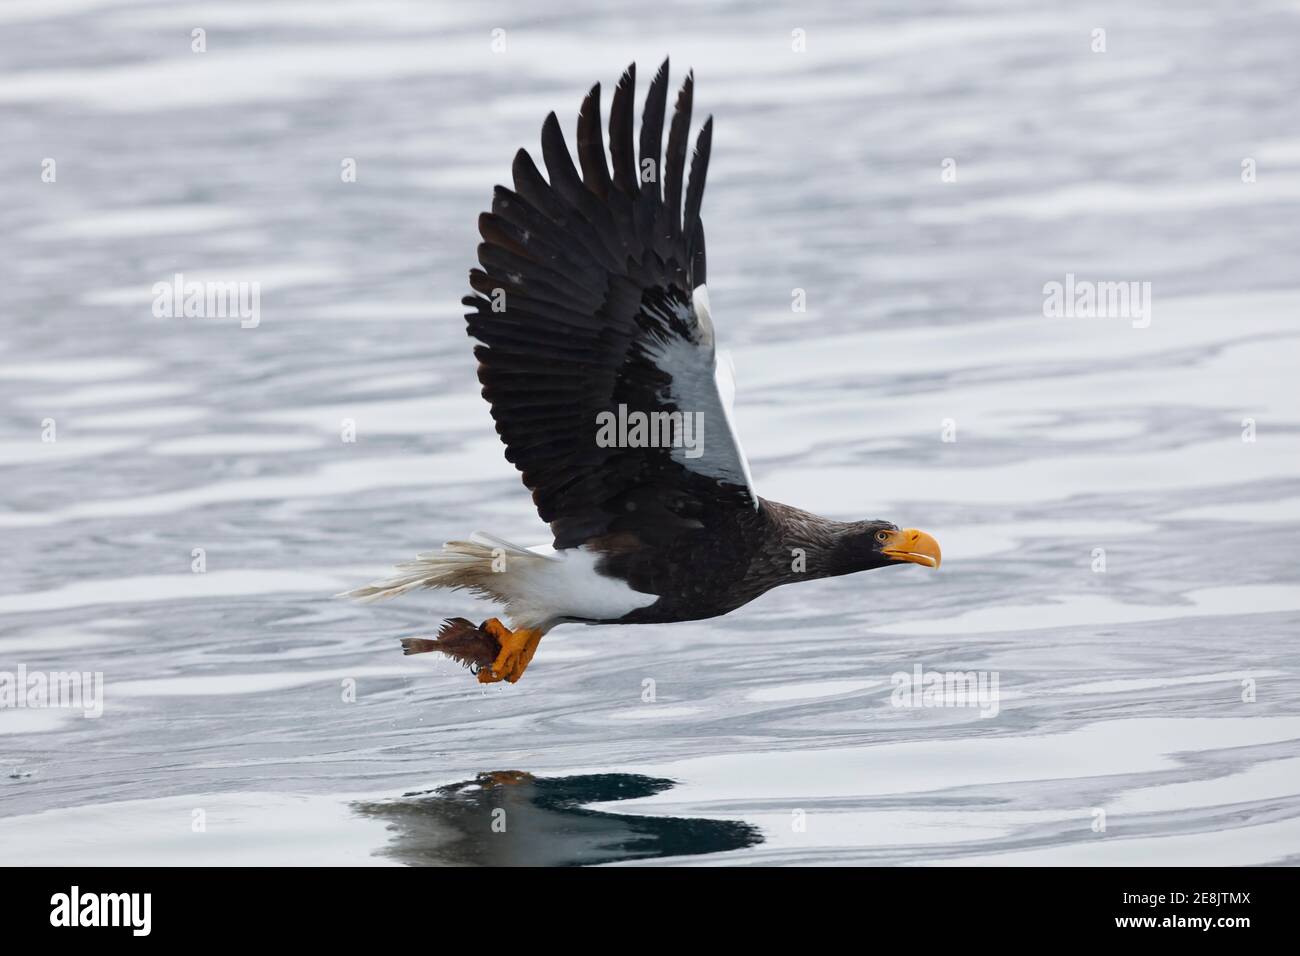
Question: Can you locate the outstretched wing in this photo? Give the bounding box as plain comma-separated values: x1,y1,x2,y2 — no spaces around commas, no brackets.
464,60,757,551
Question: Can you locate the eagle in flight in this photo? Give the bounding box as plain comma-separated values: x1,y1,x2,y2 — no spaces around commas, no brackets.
345,61,941,683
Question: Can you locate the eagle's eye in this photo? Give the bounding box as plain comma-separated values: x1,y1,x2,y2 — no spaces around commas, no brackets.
875,530,890,543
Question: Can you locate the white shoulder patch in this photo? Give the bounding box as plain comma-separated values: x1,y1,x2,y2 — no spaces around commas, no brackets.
713,348,758,507
692,284,715,349
637,284,759,509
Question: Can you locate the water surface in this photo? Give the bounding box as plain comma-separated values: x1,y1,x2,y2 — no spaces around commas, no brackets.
2,0,1299,865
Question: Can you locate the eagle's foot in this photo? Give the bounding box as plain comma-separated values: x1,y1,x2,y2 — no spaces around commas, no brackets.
477,619,543,684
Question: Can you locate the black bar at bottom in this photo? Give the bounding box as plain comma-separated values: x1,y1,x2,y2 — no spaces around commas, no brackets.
1,866,1292,942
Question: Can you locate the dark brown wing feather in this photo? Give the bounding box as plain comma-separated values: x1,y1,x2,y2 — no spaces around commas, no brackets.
464,60,753,552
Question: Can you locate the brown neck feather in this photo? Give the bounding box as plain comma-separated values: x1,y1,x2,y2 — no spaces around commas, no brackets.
757,498,862,581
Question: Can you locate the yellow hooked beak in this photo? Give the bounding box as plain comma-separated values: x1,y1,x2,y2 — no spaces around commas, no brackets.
880,528,942,569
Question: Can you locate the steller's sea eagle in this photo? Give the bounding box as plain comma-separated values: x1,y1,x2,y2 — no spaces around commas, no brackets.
344,60,941,683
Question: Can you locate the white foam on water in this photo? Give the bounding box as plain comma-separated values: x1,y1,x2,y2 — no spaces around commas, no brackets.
870,585,1300,636
0,629,123,653
0,358,152,382
149,434,324,456
113,665,413,698
745,679,882,703
1161,497,1300,523
27,205,254,240
0,439,516,528
1058,670,1284,696
0,0,123,25
0,792,396,866
607,717,1300,805
250,395,487,436
0,709,74,736
78,407,208,430
603,706,706,722
1108,755,1300,816
0,437,141,465
0,17,1070,112
930,814,1300,867
84,264,336,306
763,434,1299,510
934,520,1160,562
17,382,193,409
915,179,1300,224
0,569,350,615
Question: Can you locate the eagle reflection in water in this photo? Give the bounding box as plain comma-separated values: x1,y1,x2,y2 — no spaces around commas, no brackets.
352,772,760,866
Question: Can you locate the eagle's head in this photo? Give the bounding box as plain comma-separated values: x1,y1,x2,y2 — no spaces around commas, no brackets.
840,521,942,573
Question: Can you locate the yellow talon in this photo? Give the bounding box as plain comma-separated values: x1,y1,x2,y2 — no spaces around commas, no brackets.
477,619,544,684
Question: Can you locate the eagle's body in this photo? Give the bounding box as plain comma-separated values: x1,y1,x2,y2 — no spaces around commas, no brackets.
345,61,940,682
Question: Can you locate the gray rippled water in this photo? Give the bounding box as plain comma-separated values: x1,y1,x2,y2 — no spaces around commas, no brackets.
2,0,1299,865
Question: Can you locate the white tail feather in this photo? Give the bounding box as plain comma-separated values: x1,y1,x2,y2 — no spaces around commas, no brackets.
340,534,657,629
340,540,499,603
338,533,555,604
